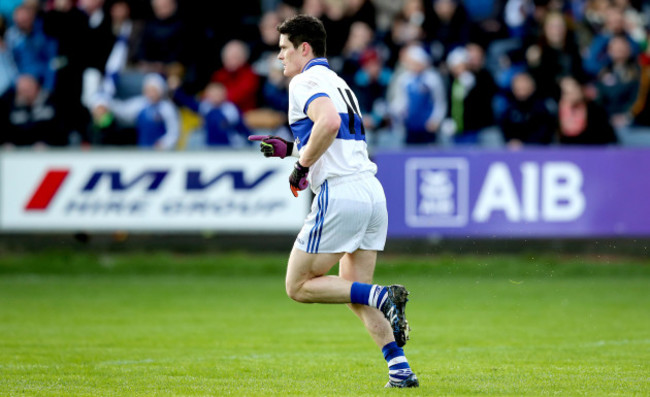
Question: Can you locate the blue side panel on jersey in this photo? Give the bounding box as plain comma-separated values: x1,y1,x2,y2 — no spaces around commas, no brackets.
338,113,366,142
290,113,366,150
290,118,314,150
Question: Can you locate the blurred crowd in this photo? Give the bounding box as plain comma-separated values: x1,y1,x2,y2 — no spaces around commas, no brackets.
2,0,650,150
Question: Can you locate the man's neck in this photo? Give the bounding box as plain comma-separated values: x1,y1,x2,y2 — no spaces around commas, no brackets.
301,57,329,73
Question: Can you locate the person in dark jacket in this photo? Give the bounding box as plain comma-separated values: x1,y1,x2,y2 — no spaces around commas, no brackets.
525,11,586,101
135,0,186,74
445,46,497,144
595,34,640,131
423,0,471,64
499,71,556,147
44,0,114,139
0,74,65,146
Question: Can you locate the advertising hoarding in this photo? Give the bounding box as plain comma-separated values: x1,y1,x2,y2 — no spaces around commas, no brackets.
0,150,309,232
375,148,650,237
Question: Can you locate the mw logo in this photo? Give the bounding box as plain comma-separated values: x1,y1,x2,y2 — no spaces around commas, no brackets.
25,168,276,211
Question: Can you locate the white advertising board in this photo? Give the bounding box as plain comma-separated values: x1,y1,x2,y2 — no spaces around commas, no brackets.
0,150,310,232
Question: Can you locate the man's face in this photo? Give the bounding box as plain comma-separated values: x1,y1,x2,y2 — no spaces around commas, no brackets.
16,75,39,104
512,74,535,101
222,41,247,72
278,34,303,78
144,84,162,103
14,7,35,32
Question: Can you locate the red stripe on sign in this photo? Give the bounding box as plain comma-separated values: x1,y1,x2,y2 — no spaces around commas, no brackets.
24,170,70,211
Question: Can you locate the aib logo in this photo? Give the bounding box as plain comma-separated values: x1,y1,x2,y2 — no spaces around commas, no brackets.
405,158,469,227
25,169,69,211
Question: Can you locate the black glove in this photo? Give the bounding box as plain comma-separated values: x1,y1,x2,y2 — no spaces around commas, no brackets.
289,161,309,197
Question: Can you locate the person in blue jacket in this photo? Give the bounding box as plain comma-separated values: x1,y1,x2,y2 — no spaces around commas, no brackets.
172,80,250,147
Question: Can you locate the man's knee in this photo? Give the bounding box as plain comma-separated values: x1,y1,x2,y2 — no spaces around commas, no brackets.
286,279,307,302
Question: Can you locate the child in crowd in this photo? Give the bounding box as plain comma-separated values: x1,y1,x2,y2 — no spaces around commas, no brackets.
108,73,179,149
171,79,250,147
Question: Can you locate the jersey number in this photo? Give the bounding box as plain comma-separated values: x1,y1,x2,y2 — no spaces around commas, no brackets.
337,88,365,135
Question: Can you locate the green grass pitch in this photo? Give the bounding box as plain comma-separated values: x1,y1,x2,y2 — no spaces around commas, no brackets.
1,249,649,396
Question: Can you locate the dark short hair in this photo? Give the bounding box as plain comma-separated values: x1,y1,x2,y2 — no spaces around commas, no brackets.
277,14,327,58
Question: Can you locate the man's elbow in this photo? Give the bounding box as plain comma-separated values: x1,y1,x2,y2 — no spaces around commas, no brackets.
323,113,341,136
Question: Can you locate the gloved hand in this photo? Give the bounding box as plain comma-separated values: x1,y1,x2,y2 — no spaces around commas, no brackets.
248,135,294,159
289,161,309,197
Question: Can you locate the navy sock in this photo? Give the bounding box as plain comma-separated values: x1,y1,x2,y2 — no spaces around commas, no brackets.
350,282,388,309
382,341,413,382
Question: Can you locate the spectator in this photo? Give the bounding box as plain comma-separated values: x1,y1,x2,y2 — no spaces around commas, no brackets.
0,74,64,147
300,0,325,20
620,0,646,48
582,0,610,36
464,0,508,48
244,53,289,134
384,0,427,68
583,4,639,78
351,47,393,146
619,34,650,145
109,73,180,149
260,54,290,114
107,0,143,70
320,0,353,57
345,0,377,29
499,71,557,147
445,46,498,145
503,0,533,39
44,0,110,72
211,40,260,113
340,21,375,81
557,75,617,145
171,80,251,147
466,41,498,113
0,16,18,97
83,0,145,102
630,35,650,128
423,0,472,65
595,34,640,131
391,0,426,43
135,0,186,74
6,4,57,93
78,0,114,70
250,11,282,76
389,44,447,145
371,0,405,35
489,44,528,118
44,0,114,139
87,95,134,146
526,11,586,100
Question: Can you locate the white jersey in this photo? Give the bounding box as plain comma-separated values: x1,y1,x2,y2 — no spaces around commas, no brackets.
288,58,377,191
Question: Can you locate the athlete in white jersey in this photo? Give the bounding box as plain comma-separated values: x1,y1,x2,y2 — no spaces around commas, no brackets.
248,15,418,388
286,56,377,189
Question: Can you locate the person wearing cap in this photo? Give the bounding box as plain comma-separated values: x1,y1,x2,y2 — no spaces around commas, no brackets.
389,43,447,145
107,73,180,149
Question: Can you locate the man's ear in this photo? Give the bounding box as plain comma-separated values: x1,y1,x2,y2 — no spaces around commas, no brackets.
301,42,311,57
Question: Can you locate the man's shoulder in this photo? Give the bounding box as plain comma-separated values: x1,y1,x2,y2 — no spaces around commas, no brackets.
289,70,325,92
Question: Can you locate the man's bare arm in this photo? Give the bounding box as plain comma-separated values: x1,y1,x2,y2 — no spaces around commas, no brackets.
299,96,341,167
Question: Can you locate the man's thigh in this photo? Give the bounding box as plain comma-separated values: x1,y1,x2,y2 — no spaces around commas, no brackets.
286,246,344,286
339,249,378,284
